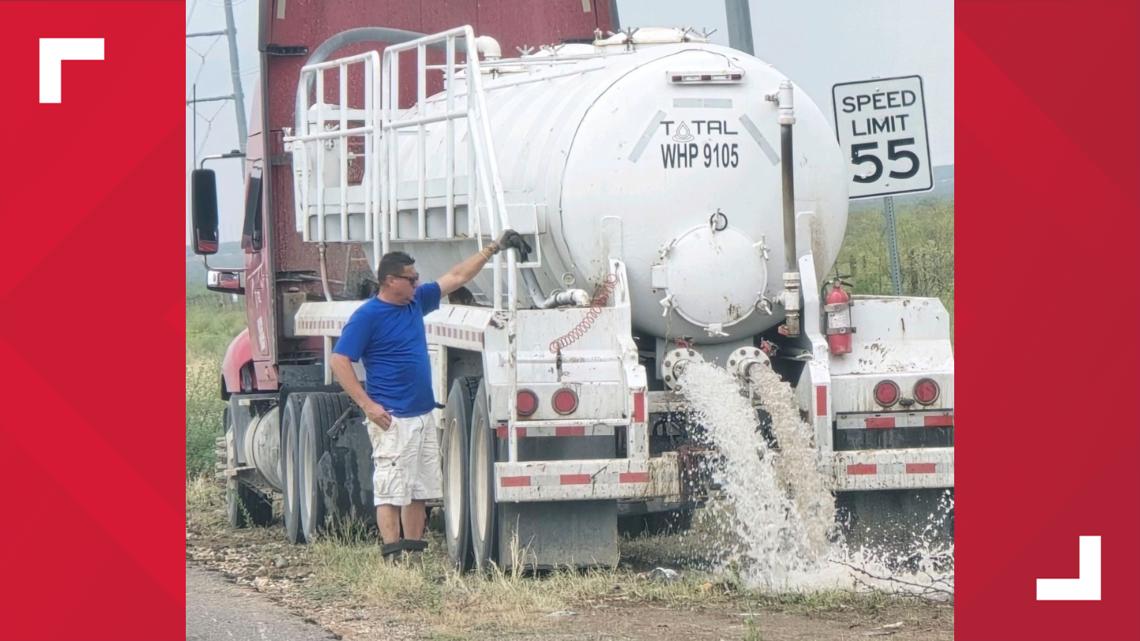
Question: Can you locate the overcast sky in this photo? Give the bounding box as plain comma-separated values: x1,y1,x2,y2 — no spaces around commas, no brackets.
185,0,952,242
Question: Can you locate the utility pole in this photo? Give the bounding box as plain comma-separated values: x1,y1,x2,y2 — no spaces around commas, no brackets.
725,0,755,55
186,0,247,153
883,196,903,295
222,0,247,152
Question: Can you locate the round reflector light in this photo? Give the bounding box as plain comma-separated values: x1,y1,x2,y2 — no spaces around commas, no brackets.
552,388,578,415
874,380,900,407
913,378,940,405
516,389,538,417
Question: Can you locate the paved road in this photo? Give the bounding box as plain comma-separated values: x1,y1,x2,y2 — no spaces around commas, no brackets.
187,566,340,641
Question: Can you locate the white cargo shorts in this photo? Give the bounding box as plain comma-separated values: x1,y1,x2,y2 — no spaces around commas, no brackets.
365,412,442,507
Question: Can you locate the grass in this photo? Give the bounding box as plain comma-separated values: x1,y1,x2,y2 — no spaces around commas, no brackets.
186,290,245,478
295,526,907,639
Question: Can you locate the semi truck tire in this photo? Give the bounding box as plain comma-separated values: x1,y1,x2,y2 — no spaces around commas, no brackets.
442,376,479,571
298,392,354,542
468,379,498,571
282,394,306,544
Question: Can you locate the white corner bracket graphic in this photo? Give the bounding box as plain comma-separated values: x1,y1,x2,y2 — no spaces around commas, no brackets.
39,38,104,104
1036,535,1102,601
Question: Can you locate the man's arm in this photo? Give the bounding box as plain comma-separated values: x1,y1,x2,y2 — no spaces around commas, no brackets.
436,242,497,297
436,230,533,296
330,353,391,428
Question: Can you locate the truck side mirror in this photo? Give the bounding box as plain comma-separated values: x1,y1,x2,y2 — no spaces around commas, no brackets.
206,268,244,295
191,169,220,255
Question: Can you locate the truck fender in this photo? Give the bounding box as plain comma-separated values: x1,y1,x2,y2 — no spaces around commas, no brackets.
220,328,253,399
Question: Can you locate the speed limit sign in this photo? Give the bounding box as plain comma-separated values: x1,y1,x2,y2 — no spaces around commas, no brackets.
832,75,933,199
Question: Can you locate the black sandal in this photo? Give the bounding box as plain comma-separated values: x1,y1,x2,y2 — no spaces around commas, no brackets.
381,541,406,561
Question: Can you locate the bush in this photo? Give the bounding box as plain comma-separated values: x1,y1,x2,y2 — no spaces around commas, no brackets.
829,197,954,334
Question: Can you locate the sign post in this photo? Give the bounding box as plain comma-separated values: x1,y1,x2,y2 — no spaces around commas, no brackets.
833,76,933,294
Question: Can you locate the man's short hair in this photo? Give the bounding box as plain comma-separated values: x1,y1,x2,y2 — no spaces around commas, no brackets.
377,251,415,285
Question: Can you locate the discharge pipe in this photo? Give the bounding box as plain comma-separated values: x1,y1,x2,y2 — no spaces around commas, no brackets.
769,80,801,336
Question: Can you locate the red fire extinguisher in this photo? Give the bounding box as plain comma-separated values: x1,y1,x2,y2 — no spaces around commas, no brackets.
825,280,853,355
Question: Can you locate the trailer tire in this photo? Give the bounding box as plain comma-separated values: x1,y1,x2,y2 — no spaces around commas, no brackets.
298,392,354,541
442,376,479,571
282,394,305,544
468,379,499,571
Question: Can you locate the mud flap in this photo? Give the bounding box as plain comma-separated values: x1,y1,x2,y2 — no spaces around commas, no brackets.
321,415,376,525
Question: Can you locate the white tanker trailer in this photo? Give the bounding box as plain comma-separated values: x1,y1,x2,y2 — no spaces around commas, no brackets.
212,26,953,568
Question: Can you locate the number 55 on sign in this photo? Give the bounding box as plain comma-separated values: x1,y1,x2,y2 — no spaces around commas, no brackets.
832,75,933,199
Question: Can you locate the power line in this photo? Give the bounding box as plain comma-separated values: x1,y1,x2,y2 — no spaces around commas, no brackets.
187,35,223,86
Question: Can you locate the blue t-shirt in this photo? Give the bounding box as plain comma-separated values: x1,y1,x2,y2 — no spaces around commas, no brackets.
333,282,442,417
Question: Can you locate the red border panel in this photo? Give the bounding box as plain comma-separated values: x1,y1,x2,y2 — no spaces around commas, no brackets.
957,1,1140,639
0,3,184,640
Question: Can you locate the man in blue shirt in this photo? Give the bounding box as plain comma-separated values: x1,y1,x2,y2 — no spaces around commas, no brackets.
330,230,530,560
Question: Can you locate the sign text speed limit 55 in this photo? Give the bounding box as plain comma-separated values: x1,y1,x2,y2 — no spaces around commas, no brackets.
832,76,933,199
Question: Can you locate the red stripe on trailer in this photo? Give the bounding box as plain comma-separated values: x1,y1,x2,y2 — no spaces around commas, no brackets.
865,417,895,429
906,463,937,474
633,391,646,423
560,474,592,485
555,425,585,437
816,386,827,417
620,472,650,483
495,425,526,439
847,463,877,475
924,415,953,427
500,476,531,487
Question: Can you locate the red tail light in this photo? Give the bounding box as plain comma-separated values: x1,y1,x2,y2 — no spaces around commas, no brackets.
913,378,940,405
874,380,900,407
516,389,538,417
552,388,578,415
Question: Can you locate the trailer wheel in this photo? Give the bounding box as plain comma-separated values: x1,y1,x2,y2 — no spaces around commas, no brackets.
281,394,305,544
468,379,499,570
298,392,353,542
224,405,272,527
442,377,479,571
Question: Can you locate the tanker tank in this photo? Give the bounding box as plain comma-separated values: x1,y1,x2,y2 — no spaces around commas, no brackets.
306,29,849,345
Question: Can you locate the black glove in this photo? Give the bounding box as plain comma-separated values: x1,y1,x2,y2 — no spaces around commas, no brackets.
496,229,532,261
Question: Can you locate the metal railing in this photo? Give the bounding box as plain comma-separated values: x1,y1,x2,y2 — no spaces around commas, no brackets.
288,51,380,246
379,26,516,315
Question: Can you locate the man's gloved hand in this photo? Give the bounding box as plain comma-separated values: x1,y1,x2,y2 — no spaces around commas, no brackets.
496,229,533,261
